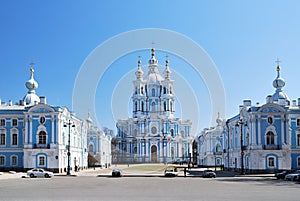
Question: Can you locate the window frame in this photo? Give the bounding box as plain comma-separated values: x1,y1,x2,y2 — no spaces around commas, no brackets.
0,133,5,145
12,133,18,146
11,155,17,166
39,156,45,166
38,131,47,145
0,119,5,127
268,157,275,168
0,155,5,166
12,119,18,127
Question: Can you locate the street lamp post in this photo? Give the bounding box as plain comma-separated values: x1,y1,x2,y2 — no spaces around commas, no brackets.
235,119,247,175
64,120,75,176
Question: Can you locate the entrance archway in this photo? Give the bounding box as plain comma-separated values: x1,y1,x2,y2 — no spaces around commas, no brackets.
151,145,157,163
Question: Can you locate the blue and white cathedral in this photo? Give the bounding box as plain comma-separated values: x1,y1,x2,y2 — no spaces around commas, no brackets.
114,49,193,163
223,64,300,172
0,67,90,173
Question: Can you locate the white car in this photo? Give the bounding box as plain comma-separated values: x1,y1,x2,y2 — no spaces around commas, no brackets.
164,168,179,177
285,170,300,181
27,168,54,178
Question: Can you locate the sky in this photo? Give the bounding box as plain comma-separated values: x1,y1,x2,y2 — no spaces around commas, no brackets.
1,0,300,136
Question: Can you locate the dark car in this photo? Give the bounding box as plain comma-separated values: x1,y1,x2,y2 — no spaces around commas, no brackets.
202,170,216,178
112,169,122,177
275,170,293,179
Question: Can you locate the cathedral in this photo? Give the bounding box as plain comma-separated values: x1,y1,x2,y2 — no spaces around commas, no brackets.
0,67,112,173
114,49,193,163
224,64,300,172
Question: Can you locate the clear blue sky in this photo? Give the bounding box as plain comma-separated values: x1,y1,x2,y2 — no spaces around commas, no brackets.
1,0,300,135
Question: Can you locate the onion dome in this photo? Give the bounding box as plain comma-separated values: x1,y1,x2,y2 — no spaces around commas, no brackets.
135,57,144,80
272,64,290,103
26,68,39,91
148,48,158,65
163,56,172,80
23,67,40,106
273,65,285,89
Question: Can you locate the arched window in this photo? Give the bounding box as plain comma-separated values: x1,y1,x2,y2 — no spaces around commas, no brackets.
170,102,173,112
297,134,300,147
141,86,144,94
141,102,144,112
11,156,17,166
216,144,221,152
170,86,173,94
163,87,166,94
151,88,155,96
12,133,18,145
0,155,5,166
135,102,138,112
266,131,275,145
151,102,156,112
164,102,167,111
89,144,94,153
0,133,5,145
170,129,174,137
38,131,47,144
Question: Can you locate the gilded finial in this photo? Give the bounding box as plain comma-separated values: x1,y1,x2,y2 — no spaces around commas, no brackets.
138,56,141,66
275,58,281,71
277,65,280,71
165,55,169,66
151,48,155,57
30,68,34,75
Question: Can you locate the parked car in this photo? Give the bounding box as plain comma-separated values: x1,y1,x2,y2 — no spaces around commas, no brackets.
285,170,300,181
164,167,179,177
112,169,122,177
202,170,216,178
275,170,294,179
171,158,188,165
27,168,54,178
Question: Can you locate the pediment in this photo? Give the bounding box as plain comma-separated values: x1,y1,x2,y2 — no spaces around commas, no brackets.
258,103,285,113
28,104,55,113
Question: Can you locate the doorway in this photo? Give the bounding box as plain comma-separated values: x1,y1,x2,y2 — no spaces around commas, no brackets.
151,145,157,162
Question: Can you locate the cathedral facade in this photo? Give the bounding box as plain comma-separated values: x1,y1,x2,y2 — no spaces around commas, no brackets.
0,67,89,173
224,64,300,172
114,49,193,163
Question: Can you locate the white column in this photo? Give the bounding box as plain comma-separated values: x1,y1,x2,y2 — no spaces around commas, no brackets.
145,139,149,159
257,116,261,145
281,115,285,144
25,117,28,144
251,117,256,145
51,116,55,144
29,117,33,144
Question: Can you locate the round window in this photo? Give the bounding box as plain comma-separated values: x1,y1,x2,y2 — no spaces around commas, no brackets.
267,117,273,124
40,116,45,124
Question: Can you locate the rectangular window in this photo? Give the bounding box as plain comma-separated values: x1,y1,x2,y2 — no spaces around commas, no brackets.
268,157,275,167
297,119,300,126
0,134,5,145
0,119,5,126
39,156,45,166
12,134,17,145
298,158,300,167
12,119,18,127
11,156,17,166
0,156,5,165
